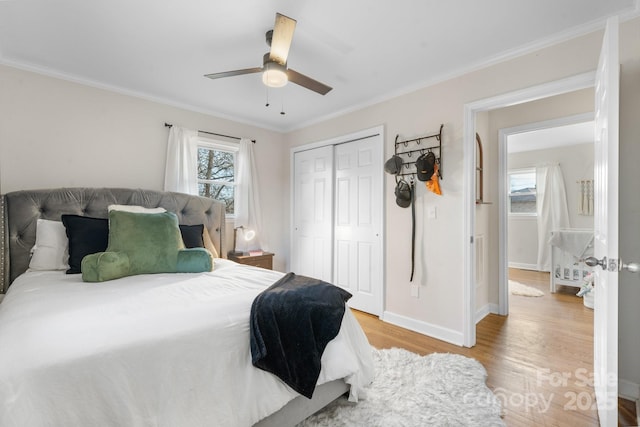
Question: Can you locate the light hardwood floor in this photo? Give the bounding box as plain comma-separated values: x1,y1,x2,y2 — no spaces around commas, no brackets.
352,268,637,426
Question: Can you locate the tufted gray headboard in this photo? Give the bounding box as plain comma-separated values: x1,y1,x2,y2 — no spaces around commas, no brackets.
0,188,226,292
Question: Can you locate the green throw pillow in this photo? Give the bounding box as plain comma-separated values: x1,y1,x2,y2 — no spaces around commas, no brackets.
82,211,213,282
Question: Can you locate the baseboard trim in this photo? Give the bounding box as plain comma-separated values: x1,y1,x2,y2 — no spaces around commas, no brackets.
381,311,464,347
508,262,538,271
475,303,499,324
619,378,640,401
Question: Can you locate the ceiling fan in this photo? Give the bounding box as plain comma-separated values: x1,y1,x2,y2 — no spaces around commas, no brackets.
204,13,332,95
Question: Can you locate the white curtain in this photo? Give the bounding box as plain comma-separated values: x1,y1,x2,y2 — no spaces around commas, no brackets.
536,163,570,271
164,126,199,195
234,138,265,252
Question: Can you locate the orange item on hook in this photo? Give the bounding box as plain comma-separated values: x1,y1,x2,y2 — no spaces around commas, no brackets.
426,163,442,195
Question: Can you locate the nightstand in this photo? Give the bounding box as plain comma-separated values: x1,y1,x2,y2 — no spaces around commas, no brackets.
228,252,274,270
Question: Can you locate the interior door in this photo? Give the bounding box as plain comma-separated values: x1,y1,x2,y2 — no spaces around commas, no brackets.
334,136,383,315
592,16,619,427
292,146,334,282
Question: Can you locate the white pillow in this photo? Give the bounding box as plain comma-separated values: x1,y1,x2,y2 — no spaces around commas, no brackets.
108,205,166,214
29,219,69,271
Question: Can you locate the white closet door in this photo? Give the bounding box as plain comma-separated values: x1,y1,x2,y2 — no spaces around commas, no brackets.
334,136,383,315
292,146,334,282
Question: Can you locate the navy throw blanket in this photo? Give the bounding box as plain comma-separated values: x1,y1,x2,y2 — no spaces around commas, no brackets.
249,272,352,399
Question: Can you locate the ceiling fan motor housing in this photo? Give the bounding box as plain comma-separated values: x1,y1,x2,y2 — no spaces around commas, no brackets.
265,30,274,47
262,53,288,87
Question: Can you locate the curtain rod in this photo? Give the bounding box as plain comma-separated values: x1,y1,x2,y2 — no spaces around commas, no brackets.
164,123,255,143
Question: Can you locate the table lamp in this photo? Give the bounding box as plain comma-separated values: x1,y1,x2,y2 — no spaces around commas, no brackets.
229,226,255,257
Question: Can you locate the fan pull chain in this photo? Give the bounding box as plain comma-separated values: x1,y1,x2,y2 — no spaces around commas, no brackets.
265,87,270,107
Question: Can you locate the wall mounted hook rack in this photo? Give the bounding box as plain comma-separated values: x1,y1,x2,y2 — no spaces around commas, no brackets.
394,124,443,179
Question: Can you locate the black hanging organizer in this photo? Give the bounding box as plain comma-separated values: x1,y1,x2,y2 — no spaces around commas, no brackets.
393,124,443,282
394,124,443,180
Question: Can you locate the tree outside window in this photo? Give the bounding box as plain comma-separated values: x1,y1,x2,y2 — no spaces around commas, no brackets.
197,144,237,214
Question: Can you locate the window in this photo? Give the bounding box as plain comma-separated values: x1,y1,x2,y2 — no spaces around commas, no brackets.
197,141,238,215
508,169,536,214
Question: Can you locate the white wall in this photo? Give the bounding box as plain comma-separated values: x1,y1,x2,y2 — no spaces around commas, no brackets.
0,64,290,271
507,143,594,269
507,216,539,270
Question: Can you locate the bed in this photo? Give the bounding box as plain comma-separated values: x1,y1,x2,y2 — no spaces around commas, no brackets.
0,188,373,427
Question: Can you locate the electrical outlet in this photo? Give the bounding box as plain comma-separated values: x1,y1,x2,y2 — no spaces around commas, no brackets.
410,284,419,298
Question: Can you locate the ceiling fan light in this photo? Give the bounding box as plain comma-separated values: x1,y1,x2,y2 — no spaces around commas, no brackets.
262,62,288,88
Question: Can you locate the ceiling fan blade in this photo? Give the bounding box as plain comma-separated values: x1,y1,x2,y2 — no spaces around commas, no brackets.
269,13,296,65
287,69,333,95
204,67,262,80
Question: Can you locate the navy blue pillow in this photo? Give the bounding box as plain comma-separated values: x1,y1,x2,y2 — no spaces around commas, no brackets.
179,224,205,249
61,215,109,274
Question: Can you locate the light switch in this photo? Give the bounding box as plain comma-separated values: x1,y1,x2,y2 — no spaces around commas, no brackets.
427,206,437,219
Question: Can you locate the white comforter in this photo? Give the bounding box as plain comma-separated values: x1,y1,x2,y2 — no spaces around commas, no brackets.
0,260,373,427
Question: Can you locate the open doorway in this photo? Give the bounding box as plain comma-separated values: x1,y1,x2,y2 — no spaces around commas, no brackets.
470,86,596,329
462,71,596,347
467,87,602,424
500,114,595,316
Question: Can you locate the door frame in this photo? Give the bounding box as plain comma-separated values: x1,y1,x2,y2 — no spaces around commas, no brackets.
497,112,595,316
290,125,386,314
462,71,596,347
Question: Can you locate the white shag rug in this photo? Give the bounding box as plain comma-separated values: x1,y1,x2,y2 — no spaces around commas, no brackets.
508,279,544,297
298,348,505,427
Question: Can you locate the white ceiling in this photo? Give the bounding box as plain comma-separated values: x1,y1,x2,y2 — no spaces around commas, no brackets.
508,121,595,153
0,0,637,132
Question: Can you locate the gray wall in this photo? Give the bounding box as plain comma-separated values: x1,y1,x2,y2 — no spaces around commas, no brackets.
617,19,640,398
